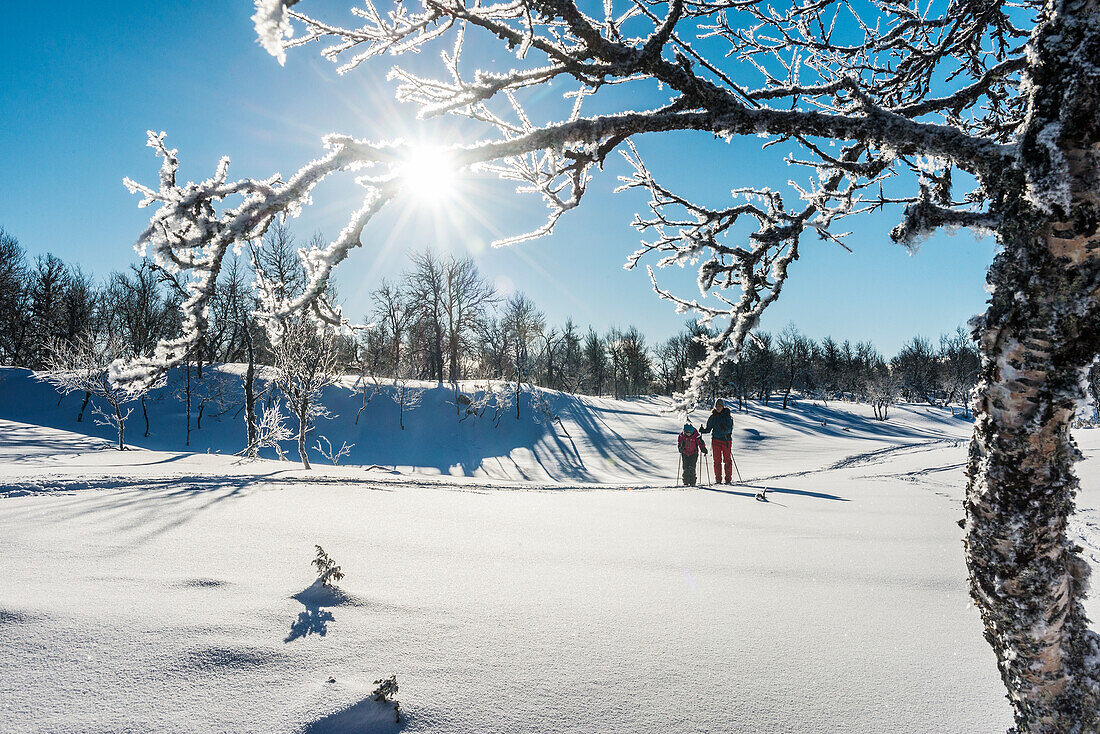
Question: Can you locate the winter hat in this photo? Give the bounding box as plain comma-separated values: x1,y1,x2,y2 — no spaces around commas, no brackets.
683,424,695,433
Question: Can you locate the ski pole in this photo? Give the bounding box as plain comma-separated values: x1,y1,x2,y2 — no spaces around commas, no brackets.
676,452,682,487
731,450,744,484
704,451,711,485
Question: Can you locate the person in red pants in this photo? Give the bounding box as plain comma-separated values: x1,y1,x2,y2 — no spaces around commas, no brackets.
701,399,735,484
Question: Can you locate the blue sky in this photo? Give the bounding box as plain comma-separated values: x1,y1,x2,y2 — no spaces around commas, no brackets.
0,1,998,355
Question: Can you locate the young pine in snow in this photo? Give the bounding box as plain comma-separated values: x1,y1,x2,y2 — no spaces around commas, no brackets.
371,675,400,723
312,545,344,588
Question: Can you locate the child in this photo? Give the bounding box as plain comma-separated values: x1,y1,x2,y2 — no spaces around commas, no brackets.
677,423,708,486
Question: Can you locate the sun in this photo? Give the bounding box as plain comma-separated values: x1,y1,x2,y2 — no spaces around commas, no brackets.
398,146,459,204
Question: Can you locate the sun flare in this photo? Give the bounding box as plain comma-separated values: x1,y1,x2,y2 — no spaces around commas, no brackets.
398,146,459,204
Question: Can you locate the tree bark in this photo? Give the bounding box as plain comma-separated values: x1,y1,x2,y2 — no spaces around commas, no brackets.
964,0,1100,729
967,218,1100,732
449,335,460,383
298,398,311,470
185,361,192,447
77,391,90,423
115,404,125,451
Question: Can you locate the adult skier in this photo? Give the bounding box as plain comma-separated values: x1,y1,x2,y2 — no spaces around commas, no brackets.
700,399,734,484
677,423,707,486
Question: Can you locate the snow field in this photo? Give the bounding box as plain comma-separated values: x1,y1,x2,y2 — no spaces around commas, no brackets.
1,453,1015,732
6,366,1100,731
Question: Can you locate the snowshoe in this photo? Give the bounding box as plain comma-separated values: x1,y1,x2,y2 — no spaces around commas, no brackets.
755,489,768,502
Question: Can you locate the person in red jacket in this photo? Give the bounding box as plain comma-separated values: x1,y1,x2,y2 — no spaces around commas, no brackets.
677,423,708,486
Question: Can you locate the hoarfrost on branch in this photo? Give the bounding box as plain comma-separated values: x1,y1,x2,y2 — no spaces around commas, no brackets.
122,0,1032,412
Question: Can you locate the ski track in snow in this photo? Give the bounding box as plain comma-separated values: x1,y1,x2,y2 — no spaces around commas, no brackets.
748,437,967,485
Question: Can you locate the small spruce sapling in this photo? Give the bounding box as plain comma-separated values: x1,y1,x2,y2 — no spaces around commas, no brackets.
312,545,344,587
371,675,400,723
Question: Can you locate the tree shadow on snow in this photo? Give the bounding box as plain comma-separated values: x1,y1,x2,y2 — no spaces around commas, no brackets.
557,394,661,476
0,473,393,547
733,399,967,444
285,608,335,642
286,579,356,643
301,696,404,734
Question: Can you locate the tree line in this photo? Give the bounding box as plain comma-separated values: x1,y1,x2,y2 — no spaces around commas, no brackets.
2,222,991,427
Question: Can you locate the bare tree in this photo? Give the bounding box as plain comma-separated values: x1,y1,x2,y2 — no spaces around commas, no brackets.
371,279,412,377
866,361,900,421
893,335,939,404
656,332,691,395
747,333,775,405
777,324,812,409
581,329,608,397
36,333,158,450
59,266,97,346
314,435,355,465
818,337,842,403
242,403,293,460
406,250,447,383
476,315,512,382
619,326,652,395
502,293,544,417
605,329,626,398
557,319,584,393
536,325,563,391
354,333,385,425
121,0,1100,723
102,263,178,360
938,328,981,416
28,254,70,369
389,374,424,431
272,321,342,469
253,221,305,305
442,255,497,382
0,229,32,367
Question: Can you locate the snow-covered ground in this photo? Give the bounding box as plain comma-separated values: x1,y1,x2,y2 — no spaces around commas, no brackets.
4,366,1100,732
0,365,975,485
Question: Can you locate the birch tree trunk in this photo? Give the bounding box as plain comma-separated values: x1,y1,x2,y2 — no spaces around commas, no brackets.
967,217,1100,731
965,1,1100,727
114,404,125,451
297,397,311,470
244,320,257,457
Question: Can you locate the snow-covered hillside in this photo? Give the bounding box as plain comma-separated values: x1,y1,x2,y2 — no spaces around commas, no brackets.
5,366,1100,732
0,365,973,484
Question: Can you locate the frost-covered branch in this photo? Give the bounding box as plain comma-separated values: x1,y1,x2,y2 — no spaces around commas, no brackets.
132,0,1027,410
617,140,884,408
